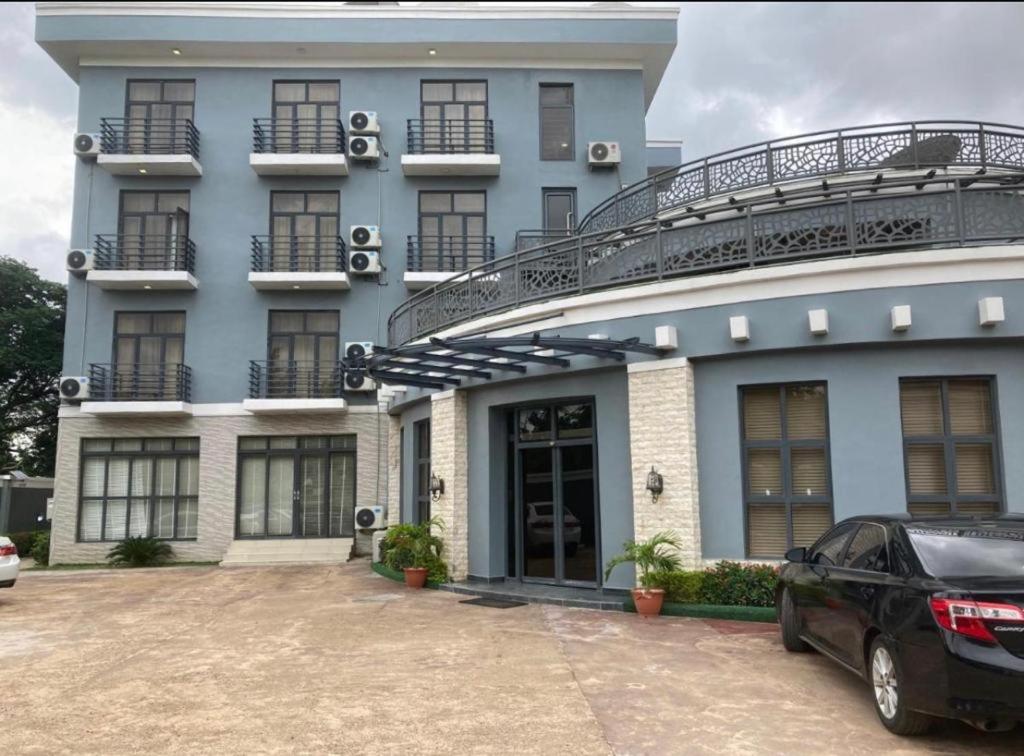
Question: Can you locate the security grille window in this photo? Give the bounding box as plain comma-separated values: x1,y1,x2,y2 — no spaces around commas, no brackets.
78,438,199,542
112,312,186,400
236,435,356,538
117,191,190,270
124,80,195,153
539,84,574,161
268,192,340,272
267,311,340,398
899,378,1002,516
272,81,340,153
414,420,431,524
742,383,833,558
419,80,488,153
417,191,487,271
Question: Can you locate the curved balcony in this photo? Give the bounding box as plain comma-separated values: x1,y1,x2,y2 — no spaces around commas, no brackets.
388,170,1024,346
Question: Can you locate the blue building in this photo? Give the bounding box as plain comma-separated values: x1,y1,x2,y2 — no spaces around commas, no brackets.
39,4,1024,595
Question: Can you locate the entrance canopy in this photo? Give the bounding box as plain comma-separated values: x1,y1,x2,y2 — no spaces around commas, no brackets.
362,334,661,390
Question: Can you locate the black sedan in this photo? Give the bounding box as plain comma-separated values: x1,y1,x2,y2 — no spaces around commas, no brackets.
776,514,1024,735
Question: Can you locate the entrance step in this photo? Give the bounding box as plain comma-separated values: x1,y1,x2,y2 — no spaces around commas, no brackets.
442,579,627,611
220,538,354,566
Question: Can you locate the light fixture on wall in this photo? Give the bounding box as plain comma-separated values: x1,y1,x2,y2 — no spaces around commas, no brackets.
646,466,664,502
429,471,445,501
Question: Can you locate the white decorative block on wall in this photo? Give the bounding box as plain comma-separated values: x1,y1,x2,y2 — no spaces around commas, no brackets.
978,297,1005,327
808,308,829,335
891,305,912,332
654,324,678,351
729,315,750,342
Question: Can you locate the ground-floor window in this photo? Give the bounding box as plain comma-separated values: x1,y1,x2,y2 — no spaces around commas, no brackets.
899,377,1002,516
237,435,356,538
413,420,431,524
741,384,833,558
78,437,199,542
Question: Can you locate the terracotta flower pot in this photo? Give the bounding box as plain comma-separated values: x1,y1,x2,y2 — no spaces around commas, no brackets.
632,587,665,617
403,567,429,589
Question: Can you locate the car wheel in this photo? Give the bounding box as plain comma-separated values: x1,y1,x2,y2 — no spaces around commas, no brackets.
869,637,933,736
779,587,809,652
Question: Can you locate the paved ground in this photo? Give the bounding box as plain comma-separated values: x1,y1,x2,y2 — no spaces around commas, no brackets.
2,562,1022,755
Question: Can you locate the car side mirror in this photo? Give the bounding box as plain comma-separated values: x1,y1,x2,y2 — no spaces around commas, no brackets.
785,546,807,563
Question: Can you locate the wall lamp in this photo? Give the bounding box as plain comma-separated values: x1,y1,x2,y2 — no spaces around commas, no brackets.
429,471,445,501
646,466,664,502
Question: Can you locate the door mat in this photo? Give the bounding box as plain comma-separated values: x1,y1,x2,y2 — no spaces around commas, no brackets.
459,597,529,609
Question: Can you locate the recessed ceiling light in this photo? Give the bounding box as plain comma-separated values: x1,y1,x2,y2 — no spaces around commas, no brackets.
143,285,152,290
292,285,301,289
138,168,147,174
171,48,182,56
428,48,437,56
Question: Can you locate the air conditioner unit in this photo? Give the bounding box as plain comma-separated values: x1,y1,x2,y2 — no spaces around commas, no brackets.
345,341,375,361
354,504,385,530
588,141,621,167
348,110,380,135
349,249,382,275
350,225,382,249
344,370,377,392
348,135,380,161
73,133,101,159
66,249,94,274
59,376,90,401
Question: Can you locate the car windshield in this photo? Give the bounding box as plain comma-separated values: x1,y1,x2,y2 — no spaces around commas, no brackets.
908,526,1024,578
533,505,553,516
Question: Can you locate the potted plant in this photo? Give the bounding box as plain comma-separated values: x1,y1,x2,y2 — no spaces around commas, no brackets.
380,517,448,589
604,531,683,617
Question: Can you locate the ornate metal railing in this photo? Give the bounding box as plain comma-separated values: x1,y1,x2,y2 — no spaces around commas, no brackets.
407,235,495,272
406,118,495,154
252,118,346,154
94,234,196,273
577,121,1024,236
99,118,200,157
514,229,574,251
250,235,347,273
88,363,192,402
248,360,344,399
388,172,1024,346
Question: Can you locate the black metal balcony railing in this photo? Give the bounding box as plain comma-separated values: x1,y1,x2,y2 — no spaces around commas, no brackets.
93,234,196,274
406,119,495,154
407,235,495,273
577,120,1024,236
250,235,347,273
88,363,192,402
248,361,344,399
387,171,1024,346
514,229,574,252
99,118,200,158
252,118,346,154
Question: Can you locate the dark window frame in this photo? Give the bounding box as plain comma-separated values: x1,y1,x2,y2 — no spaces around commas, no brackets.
268,190,340,238
271,80,341,118
266,309,340,365
542,187,577,232
413,419,431,525
419,79,489,121
111,311,186,367
539,83,575,161
123,79,196,122
899,376,1004,515
77,438,199,543
417,190,488,240
116,189,191,237
740,382,834,559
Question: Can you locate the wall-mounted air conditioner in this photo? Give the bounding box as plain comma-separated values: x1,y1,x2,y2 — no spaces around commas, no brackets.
588,141,621,167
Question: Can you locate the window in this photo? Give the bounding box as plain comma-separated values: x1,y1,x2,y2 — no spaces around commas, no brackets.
124,80,195,154
118,191,190,269
899,378,1002,516
237,435,356,538
269,192,340,272
417,191,488,271
742,383,833,558
266,311,340,398
420,80,488,152
841,524,889,573
414,420,431,524
112,312,186,400
272,80,340,153
808,522,857,567
79,438,199,542
540,84,574,161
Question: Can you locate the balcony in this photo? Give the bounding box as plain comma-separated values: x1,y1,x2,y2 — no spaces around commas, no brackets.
405,235,495,289
514,229,574,252
242,361,348,414
249,235,350,290
249,118,348,176
401,119,500,176
97,118,202,176
89,234,198,290
79,363,193,417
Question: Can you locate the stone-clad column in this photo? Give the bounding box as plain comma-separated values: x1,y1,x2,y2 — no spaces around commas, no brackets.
386,414,402,526
627,357,702,569
429,389,469,580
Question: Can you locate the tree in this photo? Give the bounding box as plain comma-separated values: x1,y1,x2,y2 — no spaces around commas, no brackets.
0,257,65,476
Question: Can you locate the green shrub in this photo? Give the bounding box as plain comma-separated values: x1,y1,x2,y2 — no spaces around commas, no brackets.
642,569,704,603
604,531,683,584
30,531,50,566
379,517,449,584
107,536,174,568
4,531,40,558
698,561,778,608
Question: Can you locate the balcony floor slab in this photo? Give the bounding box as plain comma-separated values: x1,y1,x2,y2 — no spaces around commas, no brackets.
242,398,348,414
401,154,500,176
79,401,193,417
248,272,350,290
249,153,349,176
403,271,460,290
96,154,202,176
87,270,198,290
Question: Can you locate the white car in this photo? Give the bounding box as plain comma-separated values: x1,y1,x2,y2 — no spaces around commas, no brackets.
0,536,20,589
525,502,582,556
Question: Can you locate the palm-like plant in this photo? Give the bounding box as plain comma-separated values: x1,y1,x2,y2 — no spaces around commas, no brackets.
604,530,683,584
380,516,448,583
107,536,174,568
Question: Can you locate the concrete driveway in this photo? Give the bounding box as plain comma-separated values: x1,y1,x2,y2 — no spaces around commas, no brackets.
2,562,1021,755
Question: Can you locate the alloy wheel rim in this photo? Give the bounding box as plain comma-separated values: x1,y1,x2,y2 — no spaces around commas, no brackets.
872,646,898,719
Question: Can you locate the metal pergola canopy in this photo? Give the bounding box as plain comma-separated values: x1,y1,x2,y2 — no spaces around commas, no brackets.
361,334,661,390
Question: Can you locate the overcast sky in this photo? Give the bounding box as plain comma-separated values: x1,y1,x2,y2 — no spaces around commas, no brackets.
3,1,1023,282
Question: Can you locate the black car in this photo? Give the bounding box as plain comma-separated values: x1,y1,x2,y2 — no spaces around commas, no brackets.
776,515,1024,735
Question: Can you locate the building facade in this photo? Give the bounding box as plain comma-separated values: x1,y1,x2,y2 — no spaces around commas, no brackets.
40,4,1024,593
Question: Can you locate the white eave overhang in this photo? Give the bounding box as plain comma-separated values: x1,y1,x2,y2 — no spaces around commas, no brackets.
249,153,349,176
401,154,500,177
248,272,350,291
79,401,193,417
241,398,348,414
403,271,458,290
87,270,198,290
